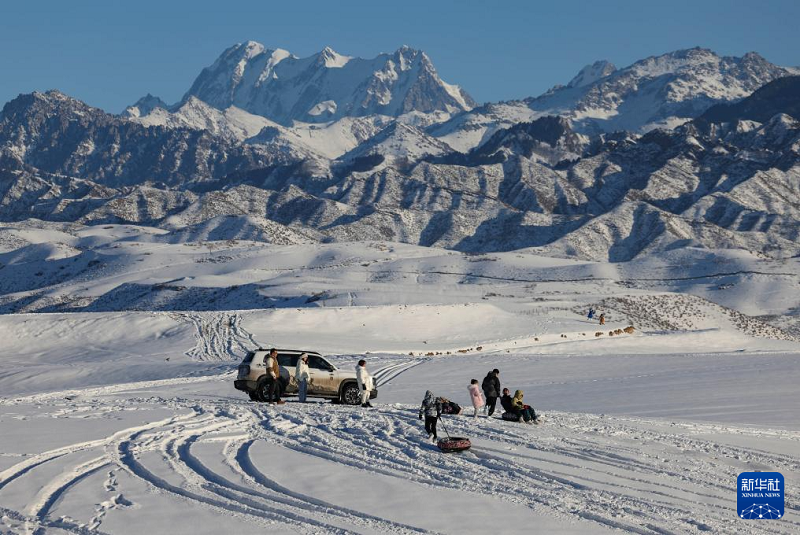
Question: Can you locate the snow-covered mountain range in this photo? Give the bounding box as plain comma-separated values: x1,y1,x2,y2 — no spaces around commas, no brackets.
2,44,800,262
126,42,475,125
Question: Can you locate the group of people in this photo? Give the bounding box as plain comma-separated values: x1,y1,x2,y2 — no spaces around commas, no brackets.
587,308,606,325
419,368,541,442
263,349,374,407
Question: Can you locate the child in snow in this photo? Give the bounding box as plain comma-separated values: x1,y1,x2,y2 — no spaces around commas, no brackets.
512,390,539,424
587,308,595,320
468,379,485,418
500,388,514,413
418,390,442,442
598,313,606,326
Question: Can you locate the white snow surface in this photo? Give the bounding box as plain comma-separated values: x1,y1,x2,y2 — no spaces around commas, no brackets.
1,230,799,533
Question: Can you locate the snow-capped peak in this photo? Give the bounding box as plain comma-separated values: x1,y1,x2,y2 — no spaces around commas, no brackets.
567,60,617,88
122,94,170,117
182,42,475,124
317,46,352,68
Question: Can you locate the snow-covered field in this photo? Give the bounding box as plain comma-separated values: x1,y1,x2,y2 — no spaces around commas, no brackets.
1,230,799,533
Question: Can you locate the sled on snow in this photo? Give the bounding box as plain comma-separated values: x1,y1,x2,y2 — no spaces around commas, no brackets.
436,417,471,453
501,411,545,424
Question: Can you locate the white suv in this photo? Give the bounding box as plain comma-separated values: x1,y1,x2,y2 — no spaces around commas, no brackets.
234,349,377,405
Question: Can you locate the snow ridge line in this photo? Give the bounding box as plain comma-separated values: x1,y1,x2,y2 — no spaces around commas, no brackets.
0,371,234,406
369,268,798,285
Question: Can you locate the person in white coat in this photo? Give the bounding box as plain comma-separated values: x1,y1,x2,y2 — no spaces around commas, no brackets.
295,353,310,403
356,359,373,407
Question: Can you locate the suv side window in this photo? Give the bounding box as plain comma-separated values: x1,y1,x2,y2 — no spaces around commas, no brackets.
307,355,332,371
278,354,299,367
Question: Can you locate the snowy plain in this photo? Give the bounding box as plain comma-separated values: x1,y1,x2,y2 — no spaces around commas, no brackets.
1,227,799,534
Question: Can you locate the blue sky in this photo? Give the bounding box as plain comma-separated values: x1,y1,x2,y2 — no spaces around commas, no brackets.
2,0,799,112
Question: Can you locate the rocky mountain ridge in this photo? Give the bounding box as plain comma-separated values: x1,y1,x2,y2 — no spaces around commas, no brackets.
1,48,799,262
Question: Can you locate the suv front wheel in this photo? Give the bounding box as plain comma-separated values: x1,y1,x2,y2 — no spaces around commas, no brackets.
341,383,361,405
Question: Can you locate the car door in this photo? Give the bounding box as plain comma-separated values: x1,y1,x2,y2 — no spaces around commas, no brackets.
277,354,300,394
306,355,337,396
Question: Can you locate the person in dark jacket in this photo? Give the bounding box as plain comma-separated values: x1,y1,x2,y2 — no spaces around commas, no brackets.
418,390,442,442
481,369,501,416
500,388,514,413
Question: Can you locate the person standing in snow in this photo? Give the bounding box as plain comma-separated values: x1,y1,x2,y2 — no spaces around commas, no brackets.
468,379,485,418
265,348,284,405
295,353,310,403
599,313,606,326
511,390,539,424
418,390,442,442
481,369,501,416
587,308,595,320
356,359,373,407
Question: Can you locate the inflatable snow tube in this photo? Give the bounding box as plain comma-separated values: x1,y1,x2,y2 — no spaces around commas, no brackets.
501,412,522,422
437,437,471,453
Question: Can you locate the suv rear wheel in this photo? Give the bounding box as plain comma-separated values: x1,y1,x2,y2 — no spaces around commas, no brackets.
255,379,277,402
341,383,361,405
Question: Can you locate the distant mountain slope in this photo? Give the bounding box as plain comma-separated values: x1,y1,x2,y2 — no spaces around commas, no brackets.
429,48,796,151
181,42,475,124
527,48,795,133
699,75,800,124
0,91,287,188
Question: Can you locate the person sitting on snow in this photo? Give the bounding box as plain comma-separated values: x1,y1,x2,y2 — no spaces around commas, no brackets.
500,388,514,413
512,390,540,424
418,390,442,442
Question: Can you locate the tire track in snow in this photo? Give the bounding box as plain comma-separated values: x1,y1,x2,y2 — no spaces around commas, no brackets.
28,456,109,535
372,359,426,387
0,413,199,535
250,404,800,535
6,381,799,534
170,311,260,361
232,439,432,534
104,407,351,534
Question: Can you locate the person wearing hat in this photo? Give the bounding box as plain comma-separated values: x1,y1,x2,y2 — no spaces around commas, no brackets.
295,353,310,403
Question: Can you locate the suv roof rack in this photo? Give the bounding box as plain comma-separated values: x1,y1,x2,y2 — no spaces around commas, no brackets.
256,348,321,355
